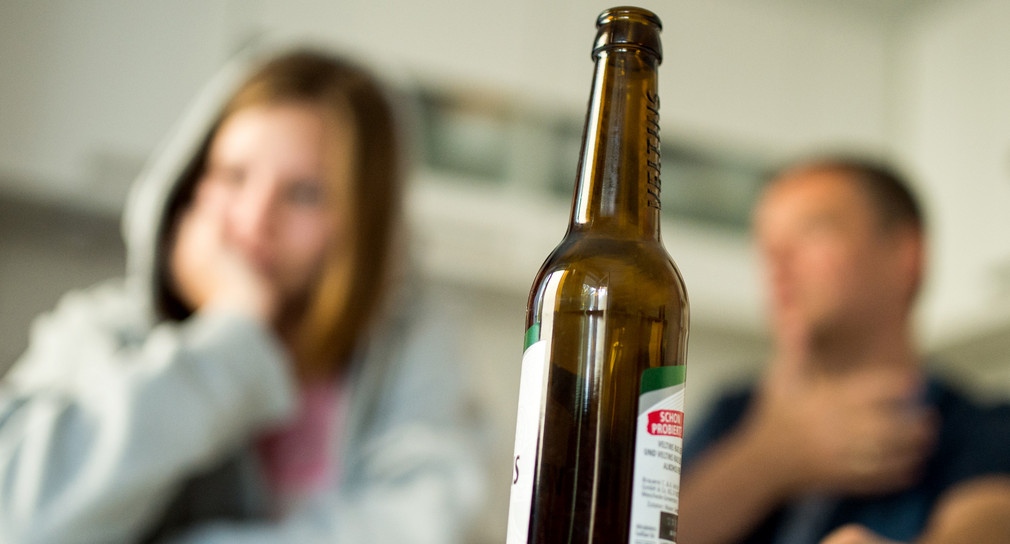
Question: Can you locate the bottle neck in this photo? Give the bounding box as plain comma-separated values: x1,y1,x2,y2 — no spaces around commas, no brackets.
569,47,662,240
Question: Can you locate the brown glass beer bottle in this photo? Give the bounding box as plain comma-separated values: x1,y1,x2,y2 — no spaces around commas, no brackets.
506,6,689,544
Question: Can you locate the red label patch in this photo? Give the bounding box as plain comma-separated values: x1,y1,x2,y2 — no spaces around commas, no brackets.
647,410,684,437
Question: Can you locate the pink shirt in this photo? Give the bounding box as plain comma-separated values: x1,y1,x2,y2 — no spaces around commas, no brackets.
256,380,344,513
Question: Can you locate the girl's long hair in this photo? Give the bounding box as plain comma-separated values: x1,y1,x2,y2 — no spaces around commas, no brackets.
162,49,404,379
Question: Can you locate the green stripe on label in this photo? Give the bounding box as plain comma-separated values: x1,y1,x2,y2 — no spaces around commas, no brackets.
524,323,541,351
640,366,686,394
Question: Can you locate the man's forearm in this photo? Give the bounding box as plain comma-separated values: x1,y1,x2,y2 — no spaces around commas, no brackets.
679,426,791,544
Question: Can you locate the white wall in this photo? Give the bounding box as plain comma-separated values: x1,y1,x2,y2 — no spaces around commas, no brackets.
256,0,893,156
0,0,238,211
893,0,1010,348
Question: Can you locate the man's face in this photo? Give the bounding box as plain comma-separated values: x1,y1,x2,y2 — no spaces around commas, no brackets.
754,169,910,337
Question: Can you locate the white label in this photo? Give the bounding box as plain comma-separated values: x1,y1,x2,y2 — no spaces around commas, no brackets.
505,339,549,544
628,376,685,544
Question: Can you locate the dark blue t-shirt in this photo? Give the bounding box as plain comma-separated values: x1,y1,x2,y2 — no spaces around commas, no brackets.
683,378,1010,543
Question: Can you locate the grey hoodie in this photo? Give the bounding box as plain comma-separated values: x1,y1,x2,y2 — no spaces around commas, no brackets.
0,44,484,544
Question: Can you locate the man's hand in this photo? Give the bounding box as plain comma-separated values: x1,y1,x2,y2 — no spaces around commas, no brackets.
821,477,1010,544
743,316,937,498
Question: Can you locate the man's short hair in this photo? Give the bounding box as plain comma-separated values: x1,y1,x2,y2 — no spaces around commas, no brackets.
775,155,924,232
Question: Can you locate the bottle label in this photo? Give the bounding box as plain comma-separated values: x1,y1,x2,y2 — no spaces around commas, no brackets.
628,366,686,544
505,324,549,544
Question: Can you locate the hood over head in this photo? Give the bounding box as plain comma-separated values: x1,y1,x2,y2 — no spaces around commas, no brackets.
120,39,413,324
121,42,271,318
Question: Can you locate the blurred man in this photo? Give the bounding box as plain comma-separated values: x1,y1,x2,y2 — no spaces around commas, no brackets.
679,157,1010,544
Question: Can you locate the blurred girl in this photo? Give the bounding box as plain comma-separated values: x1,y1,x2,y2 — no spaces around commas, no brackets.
0,47,482,543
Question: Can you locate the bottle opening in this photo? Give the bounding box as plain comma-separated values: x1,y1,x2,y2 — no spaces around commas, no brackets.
593,6,663,62
596,6,662,29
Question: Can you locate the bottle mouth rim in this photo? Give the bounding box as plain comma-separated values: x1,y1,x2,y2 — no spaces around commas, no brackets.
596,6,662,30
593,6,663,62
